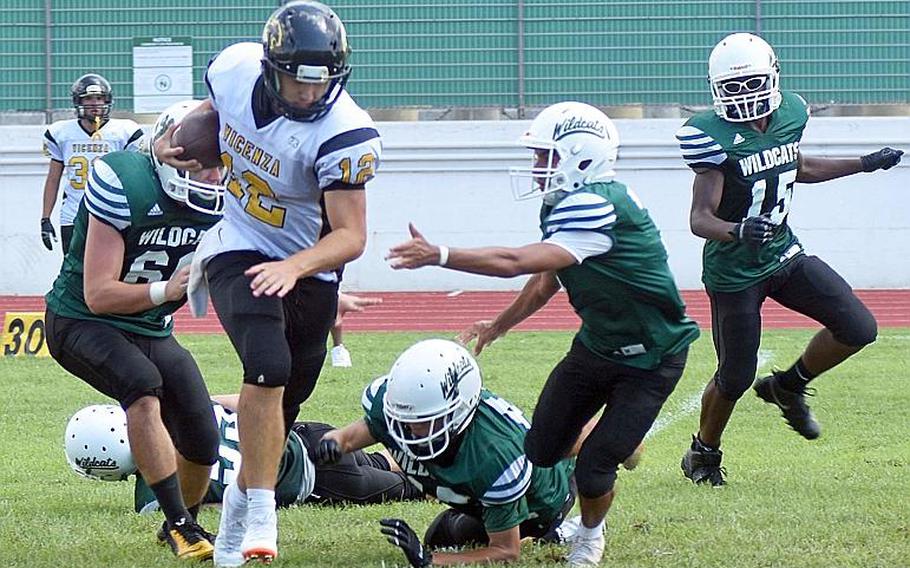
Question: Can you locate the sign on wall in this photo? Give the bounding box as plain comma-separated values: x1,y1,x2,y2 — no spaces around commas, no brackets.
132,37,193,113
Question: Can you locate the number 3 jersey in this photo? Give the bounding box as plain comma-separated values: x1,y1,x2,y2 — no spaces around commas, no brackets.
202,42,382,282
676,90,810,292
362,376,574,534
45,151,220,337
42,118,144,226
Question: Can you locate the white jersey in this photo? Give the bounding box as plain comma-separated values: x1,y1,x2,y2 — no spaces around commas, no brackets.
43,118,144,225
204,42,382,282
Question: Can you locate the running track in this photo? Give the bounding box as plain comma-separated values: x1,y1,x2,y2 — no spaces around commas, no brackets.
3,290,909,333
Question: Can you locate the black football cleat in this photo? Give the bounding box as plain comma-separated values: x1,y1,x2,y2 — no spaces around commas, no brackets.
754,372,821,440
681,435,726,487
158,518,215,561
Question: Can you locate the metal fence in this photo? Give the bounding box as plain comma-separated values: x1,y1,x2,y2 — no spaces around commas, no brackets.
2,0,908,117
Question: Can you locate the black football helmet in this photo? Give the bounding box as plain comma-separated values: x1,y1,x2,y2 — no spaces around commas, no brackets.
261,1,352,122
71,73,113,120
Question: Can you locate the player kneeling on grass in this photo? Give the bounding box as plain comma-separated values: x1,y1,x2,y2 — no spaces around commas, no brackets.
45,99,226,561
316,339,583,567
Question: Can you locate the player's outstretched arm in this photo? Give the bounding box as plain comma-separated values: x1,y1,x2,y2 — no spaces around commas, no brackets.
796,148,903,183
457,272,561,356
314,419,377,465
336,292,382,325
83,217,189,314
387,223,575,277
418,522,521,565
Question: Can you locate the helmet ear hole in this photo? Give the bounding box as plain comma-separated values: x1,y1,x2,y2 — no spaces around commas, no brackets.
579,159,592,171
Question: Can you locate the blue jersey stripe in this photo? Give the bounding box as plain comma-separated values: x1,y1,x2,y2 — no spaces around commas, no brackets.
316,127,380,161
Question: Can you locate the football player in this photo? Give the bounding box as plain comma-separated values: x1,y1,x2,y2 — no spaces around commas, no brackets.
675,33,903,486
316,339,579,567
41,73,145,254
152,2,381,565
130,397,424,513
386,101,699,567
44,100,226,560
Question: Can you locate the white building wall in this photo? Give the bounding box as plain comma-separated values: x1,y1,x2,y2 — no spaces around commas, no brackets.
1,117,908,295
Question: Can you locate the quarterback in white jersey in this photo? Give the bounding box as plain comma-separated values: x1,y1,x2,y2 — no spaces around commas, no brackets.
41,73,144,253
153,2,380,565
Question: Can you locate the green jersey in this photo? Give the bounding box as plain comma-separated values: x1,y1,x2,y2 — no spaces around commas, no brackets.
540,181,699,370
677,91,810,292
135,401,314,513
362,377,573,534
45,151,219,337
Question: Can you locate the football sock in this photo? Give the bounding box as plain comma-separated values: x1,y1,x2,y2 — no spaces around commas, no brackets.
576,518,606,539
693,434,719,453
149,473,192,528
777,358,817,392
246,488,276,518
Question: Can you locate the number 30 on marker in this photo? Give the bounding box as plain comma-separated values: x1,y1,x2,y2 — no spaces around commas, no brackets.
1,312,50,357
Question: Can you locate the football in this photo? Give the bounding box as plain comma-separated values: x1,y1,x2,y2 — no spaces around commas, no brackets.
173,109,222,168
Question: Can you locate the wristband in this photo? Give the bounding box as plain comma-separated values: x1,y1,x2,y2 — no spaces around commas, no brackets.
149,281,168,306
437,245,449,266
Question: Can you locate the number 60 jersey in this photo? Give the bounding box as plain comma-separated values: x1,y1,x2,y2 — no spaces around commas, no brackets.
45,152,220,337
202,42,382,283
676,90,810,292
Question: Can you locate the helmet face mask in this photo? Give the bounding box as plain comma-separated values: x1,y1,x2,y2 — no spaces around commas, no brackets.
71,73,113,121
261,1,352,122
708,33,782,122
510,102,619,205
64,404,136,482
150,100,226,215
383,340,483,461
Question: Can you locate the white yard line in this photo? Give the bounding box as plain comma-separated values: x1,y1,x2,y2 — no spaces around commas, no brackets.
645,349,775,439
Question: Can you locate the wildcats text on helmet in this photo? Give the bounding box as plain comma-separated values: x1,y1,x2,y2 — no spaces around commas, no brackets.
441,355,475,401
553,116,608,140
222,123,282,178
739,141,799,176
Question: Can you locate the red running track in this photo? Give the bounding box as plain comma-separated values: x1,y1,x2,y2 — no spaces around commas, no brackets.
3,290,910,333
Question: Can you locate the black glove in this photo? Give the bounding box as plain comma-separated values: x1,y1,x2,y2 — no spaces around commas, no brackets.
380,518,433,568
860,147,903,172
40,217,57,251
313,437,343,465
730,215,775,248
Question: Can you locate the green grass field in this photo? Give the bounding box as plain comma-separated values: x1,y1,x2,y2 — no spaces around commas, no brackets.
1,329,908,567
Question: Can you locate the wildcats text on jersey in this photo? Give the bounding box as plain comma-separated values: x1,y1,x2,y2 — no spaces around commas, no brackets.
137,227,208,248
221,122,281,178
739,141,800,176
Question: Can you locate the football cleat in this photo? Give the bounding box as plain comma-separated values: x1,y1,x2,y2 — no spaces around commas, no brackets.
241,508,278,564
157,520,215,546
754,373,821,440
330,344,353,368
162,517,215,561
214,483,248,568
565,525,605,567
681,435,726,487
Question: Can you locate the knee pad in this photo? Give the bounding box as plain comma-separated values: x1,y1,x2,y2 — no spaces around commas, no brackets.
833,307,877,347
171,409,219,466
524,430,563,468
575,435,635,498
424,509,488,549
242,349,292,388
712,372,749,402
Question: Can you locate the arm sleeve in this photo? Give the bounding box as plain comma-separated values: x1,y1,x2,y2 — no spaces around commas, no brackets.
84,158,132,230
541,192,615,262
361,376,389,440
676,124,727,170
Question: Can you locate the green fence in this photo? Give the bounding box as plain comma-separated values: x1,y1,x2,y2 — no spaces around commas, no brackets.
1,0,908,114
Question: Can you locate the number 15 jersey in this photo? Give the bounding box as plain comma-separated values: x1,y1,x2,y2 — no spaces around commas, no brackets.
676,90,810,292
205,42,382,283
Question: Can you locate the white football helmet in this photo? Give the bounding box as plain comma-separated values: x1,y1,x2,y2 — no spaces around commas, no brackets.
150,100,226,215
64,404,136,481
383,339,483,461
708,33,782,122
510,101,619,205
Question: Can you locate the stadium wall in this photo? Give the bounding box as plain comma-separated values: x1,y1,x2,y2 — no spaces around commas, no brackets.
1,116,908,295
